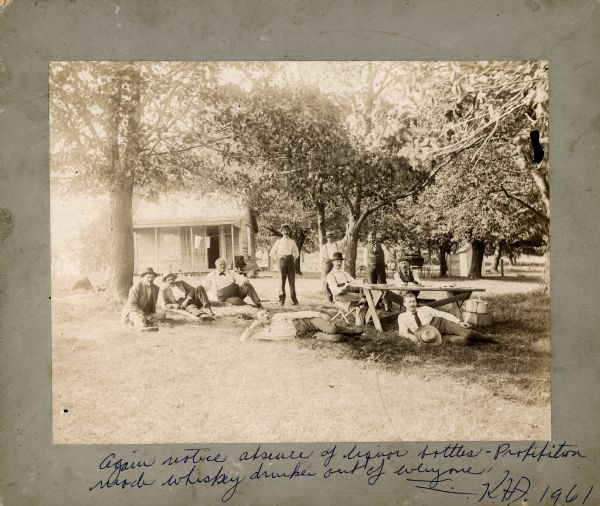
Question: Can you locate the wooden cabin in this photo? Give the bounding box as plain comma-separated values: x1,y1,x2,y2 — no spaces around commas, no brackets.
132,194,258,274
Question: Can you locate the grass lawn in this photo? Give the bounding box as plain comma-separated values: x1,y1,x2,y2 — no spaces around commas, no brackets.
52,272,550,443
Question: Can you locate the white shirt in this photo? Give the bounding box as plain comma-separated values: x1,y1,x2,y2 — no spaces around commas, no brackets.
397,307,461,342
252,311,323,340
326,269,356,296
270,237,299,259
203,270,247,300
169,284,186,301
319,238,347,261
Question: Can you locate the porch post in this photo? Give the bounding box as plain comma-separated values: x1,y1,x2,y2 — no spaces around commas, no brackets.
231,224,235,268
190,226,194,272
154,228,159,270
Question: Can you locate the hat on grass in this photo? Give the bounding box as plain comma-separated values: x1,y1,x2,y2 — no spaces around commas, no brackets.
414,325,442,345
139,267,159,278
162,270,178,282
332,252,344,261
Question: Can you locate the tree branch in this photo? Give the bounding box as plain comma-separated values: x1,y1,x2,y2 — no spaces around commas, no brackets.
499,185,549,225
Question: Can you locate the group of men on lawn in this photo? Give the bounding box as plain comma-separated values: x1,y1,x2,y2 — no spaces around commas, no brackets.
123,223,495,345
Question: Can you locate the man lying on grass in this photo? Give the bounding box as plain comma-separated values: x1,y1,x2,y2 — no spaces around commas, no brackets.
240,309,363,343
398,292,497,345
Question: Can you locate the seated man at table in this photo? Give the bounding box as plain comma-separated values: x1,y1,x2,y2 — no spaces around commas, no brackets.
326,252,368,324
203,258,263,308
398,292,496,345
121,267,166,332
240,309,363,342
394,257,422,285
159,271,215,318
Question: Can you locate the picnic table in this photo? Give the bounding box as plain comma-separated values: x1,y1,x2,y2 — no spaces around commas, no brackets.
349,282,486,332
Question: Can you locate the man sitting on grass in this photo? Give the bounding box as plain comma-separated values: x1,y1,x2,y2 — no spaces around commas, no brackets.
121,267,165,332
159,271,215,319
203,258,263,308
240,309,363,342
398,291,496,345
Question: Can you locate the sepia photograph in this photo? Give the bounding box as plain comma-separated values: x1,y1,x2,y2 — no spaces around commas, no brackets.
50,60,550,443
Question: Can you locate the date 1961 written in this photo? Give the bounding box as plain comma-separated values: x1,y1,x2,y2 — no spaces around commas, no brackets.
479,471,594,505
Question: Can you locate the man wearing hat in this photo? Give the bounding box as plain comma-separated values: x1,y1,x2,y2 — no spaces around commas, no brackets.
326,252,368,324
398,292,496,345
269,223,300,306
319,231,347,302
122,267,166,332
159,271,214,318
394,256,422,298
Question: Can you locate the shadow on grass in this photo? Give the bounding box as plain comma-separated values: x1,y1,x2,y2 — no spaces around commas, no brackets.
297,289,550,407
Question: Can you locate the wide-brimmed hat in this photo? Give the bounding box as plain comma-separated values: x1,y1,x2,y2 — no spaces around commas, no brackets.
281,223,291,230
162,270,177,282
332,252,344,261
325,231,335,237
139,267,159,278
414,325,442,344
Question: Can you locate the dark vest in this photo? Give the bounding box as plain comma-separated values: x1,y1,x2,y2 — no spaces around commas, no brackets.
366,242,385,267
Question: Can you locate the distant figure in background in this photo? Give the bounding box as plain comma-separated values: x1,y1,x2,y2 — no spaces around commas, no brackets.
394,256,421,299
121,267,165,332
363,231,392,310
398,292,496,345
240,309,363,342
203,258,263,308
269,223,299,306
159,271,214,318
395,256,421,285
320,230,347,302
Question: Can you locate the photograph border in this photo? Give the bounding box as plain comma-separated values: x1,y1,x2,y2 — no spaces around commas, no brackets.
1,1,599,504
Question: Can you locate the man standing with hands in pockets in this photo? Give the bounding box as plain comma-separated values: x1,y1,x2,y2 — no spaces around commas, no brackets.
270,223,300,306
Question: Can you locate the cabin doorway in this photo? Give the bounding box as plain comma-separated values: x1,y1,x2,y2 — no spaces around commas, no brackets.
206,226,220,269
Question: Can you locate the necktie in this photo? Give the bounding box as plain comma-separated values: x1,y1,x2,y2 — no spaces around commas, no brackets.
413,311,422,328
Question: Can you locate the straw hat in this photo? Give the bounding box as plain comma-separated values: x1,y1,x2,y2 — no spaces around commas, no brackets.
414,325,442,345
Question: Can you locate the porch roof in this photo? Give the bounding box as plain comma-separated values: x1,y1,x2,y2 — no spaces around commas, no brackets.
132,193,247,229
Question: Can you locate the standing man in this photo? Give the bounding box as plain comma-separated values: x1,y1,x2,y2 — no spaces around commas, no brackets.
269,223,299,306
121,267,165,332
159,271,215,318
398,292,496,345
363,231,392,310
320,230,347,302
203,258,263,308
363,231,390,284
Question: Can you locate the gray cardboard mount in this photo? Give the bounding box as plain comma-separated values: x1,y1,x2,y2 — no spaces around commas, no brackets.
1,1,599,505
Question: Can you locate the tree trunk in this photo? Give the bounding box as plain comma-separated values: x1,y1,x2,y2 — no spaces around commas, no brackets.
542,244,550,290
108,180,135,301
438,242,450,278
343,215,362,277
492,240,504,272
106,65,143,302
316,201,326,246
293,229,306,275
468,240,486,279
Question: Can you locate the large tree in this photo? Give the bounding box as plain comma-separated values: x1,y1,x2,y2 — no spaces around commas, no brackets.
50,62,234,300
